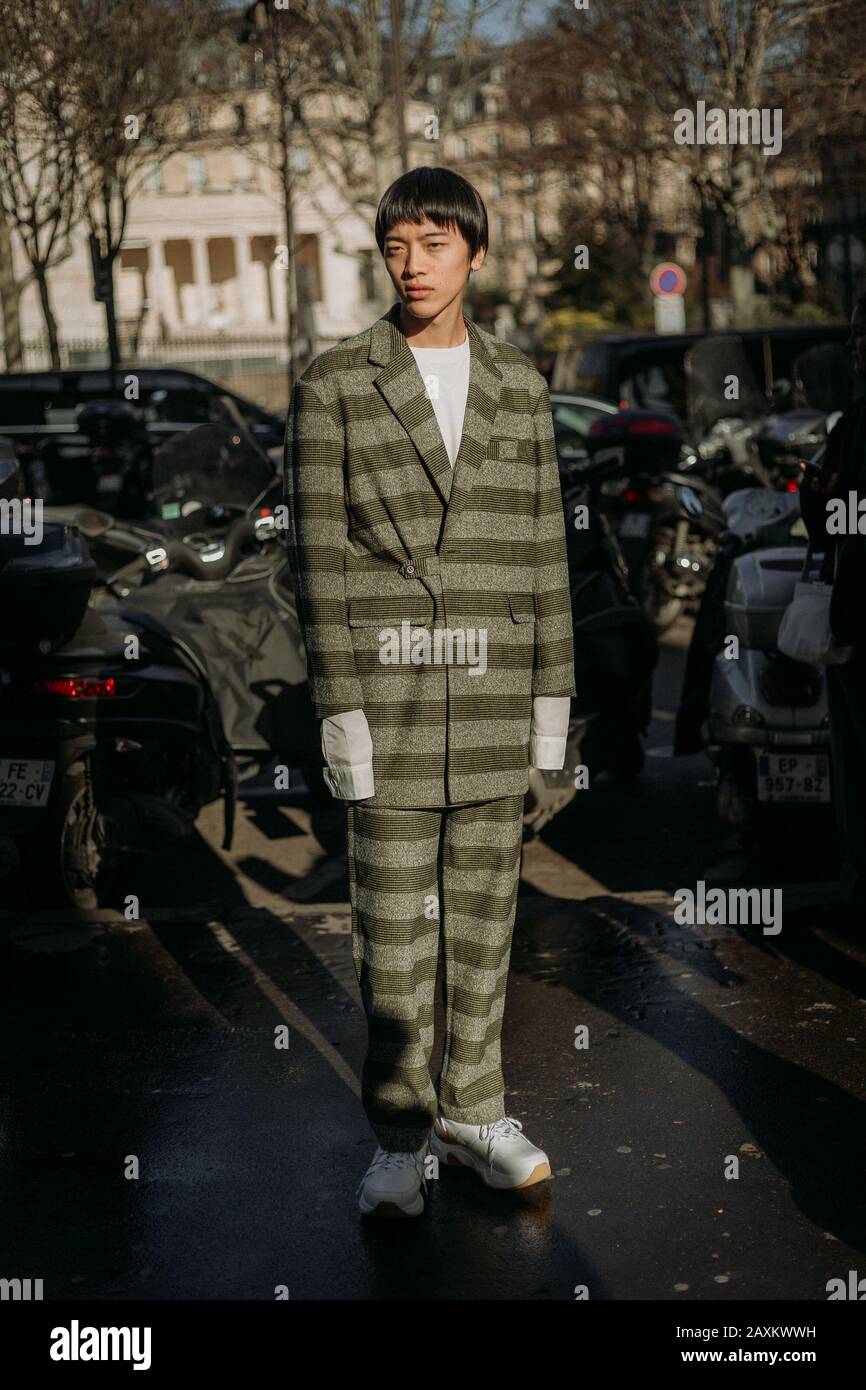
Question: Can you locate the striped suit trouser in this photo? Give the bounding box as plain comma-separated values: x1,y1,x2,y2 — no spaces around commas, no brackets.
346,795,525,1153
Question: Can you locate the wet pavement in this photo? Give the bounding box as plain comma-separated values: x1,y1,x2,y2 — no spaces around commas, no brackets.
2,618,865,1300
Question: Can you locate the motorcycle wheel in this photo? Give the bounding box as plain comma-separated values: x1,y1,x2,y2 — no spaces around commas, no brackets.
637,521,715,633
21,765,124,911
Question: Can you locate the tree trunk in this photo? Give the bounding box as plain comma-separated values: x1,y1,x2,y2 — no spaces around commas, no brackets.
0,214,23,369
276,85,299,394
33,263,61,368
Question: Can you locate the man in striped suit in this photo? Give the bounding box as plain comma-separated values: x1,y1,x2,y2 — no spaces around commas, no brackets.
284,167,576,1217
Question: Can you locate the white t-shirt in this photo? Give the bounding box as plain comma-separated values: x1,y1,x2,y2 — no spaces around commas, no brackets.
408,332,470,467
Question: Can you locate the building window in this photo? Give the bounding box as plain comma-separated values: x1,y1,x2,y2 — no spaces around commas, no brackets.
189,154,208,192
289,145,309,174
427,73,443,94
234,103,247,135
491,132,502,154
490,173,503,198
296,233,322,303
524,209,536,241
454,95,473,124
455,137,469,161
188,106,201,137
143,161,163,193
523,170,538,191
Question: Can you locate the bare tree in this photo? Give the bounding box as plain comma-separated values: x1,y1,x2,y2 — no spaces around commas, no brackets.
48,0,222,373
0,2,82,367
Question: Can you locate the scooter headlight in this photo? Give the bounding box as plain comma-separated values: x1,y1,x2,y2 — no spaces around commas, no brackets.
732,704,766,727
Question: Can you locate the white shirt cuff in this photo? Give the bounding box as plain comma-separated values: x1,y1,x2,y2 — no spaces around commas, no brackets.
320,708,375,800
322,760,375,800
530,695,571,769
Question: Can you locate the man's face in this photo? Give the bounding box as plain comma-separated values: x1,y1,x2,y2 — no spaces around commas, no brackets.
846,306,866,377
382,217,485,321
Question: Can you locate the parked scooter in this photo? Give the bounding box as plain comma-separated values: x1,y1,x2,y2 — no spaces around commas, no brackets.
0,424,319,909
754,341,855,489
523,442,659,838
675,487,831,835
586,408,726,631
685,335,774,494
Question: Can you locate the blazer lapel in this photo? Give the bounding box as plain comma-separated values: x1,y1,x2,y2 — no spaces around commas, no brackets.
370,302,453,508
368,302,503,528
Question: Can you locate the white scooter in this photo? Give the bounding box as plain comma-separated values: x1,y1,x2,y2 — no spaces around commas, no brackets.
705,489,832,831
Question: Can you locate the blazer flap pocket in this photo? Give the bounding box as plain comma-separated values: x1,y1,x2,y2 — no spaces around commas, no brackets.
509,593,535,623
348,599,434,628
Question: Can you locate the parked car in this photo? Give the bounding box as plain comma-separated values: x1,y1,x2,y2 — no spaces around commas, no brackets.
0,366,283,451
549,392,620,474
551,324,850,422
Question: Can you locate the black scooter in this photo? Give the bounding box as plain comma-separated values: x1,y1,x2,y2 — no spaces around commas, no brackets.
522,442,659,838
0,425,316,910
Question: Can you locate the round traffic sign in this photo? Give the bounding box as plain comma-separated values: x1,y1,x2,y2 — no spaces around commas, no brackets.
650,262,687,296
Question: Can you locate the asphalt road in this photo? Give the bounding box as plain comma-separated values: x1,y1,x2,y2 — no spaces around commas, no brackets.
2,618,865,1301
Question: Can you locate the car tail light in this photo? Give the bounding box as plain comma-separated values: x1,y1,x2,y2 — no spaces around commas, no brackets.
31,676,117,699
627,418,674,435
759,665,820,706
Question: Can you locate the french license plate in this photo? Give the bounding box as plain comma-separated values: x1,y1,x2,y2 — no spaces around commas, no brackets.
619,511,652,539
756,752,830,803
0,758,55,808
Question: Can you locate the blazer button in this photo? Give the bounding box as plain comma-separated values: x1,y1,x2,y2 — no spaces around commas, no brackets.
404,563,415,576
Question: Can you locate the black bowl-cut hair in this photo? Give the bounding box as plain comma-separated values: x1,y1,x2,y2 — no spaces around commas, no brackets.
375,166,489,261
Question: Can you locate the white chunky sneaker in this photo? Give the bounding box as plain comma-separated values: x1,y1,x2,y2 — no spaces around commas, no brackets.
430,1115,551,1190
356,1142,430,1217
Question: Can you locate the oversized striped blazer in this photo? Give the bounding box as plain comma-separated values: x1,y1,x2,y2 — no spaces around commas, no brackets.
282,299,576,808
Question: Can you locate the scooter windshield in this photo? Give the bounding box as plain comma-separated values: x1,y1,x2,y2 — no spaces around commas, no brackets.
150,424,275,514
793,342,857,414
685,335,767,438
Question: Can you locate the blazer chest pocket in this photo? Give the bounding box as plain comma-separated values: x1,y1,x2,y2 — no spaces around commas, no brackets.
348,598,435,628
508,594,535,623
489,437,532,462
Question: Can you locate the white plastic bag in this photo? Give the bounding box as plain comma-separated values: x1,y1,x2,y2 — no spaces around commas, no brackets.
777,545,854,666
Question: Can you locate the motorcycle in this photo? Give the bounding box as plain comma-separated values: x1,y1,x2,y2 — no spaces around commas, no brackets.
0,423,321,910
675,486,831,835
685,334,775,494
754,341,856,489
585,408,726,632
523,441,659,838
